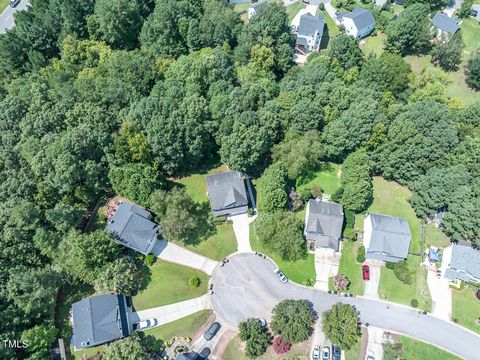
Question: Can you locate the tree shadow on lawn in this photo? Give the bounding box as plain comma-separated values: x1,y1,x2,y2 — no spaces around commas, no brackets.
182,202,216,247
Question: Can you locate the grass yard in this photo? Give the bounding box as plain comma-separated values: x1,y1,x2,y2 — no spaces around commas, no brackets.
144,310,213,340
296,163,342,196
132,261,208,311
286,2,305,23
250,221,316,285
72,345,105,360
335,240,365,295
223,335,311,360
461,18,480,54
234,3,250,23
179,223,237,261
452,287,480,334
398,335,461,360
361,31,386,56
172,165,228,204
344,338,361,360
0,0,9,14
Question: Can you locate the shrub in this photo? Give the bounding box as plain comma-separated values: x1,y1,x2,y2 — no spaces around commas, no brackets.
188,276,201,288
247,208,254,216
309,184,323,199
299,187,312,201
289,190,303,211
356,246,365,263
333,274,350,291
304,278,315,287
319,3,325,11
410,298,419,308
383,343,404,360
272,336,291,355
343,228,357,241
144,254,155,266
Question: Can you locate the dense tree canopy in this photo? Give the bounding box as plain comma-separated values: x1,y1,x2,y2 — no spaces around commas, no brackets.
239,318,271,358
270,300,314,343
466,53,480,90
322,303,360,350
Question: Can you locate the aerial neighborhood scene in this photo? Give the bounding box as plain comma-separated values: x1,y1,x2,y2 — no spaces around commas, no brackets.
0,0,479,359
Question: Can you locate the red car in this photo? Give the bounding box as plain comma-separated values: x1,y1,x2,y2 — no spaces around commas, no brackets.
362,265,370,280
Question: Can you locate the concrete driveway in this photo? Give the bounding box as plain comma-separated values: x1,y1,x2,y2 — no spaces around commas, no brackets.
314,248,340,291
291,4,319,28
131,294,211,325
0,0,29,33
152,240,218,275
427,270,452,321
230,213,252,253
364,260,382,299
324,1,341,25
366,326,384,360
210,253,480,360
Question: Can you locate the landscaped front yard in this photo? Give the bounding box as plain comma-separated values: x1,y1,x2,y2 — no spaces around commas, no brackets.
223,335,312,360
452,287,480,334
335,239,365,295
399,335,461,360
250,221,316,285
144,309,213,341
132,260,208,311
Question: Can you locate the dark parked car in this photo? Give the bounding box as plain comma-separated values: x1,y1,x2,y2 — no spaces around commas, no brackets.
362,265,370,280
199,347,211,359
332,345,341,360
9,0,20,7
204,322,221,341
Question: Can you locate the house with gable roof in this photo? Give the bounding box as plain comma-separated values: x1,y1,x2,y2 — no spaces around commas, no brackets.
432,12,460,40
71,294,130,349
443,243,480,284
304,199,344,252
363,213,411,263
338,7,375,38
106,201,159,255
206,171,249,217
295,13,326,55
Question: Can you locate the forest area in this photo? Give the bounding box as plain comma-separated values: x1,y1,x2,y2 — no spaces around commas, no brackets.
0,0,479,358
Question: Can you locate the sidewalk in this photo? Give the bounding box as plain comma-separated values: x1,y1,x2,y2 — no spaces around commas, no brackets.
152,240,218,275
132,295,212,324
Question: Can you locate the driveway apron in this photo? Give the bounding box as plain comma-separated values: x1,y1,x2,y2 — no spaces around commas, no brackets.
230,213,252,253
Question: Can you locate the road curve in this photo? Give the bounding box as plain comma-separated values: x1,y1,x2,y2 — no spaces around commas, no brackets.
211,253,480,360
0,0,30,34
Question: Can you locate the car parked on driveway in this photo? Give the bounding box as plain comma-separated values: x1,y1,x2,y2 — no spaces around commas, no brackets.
9,0,20,7
332,345,341,360
134,318,158,331
322,346,330,360
274,268,288,283
362,265,370,280
204,322,221,341
312,345,320,360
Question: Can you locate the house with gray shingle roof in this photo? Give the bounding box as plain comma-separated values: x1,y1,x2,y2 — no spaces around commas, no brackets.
363,213,411,263
443,243,480,284
295,13,325,55
206,171,249,217
71,294,130,349
339,7,375,38
106,201,159,255
432,12,460,39
304,199,344,252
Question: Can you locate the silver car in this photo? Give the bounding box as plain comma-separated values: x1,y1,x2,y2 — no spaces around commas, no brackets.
274,268,288,283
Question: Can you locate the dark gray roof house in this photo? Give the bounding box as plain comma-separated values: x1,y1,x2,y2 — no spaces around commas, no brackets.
206,171,249,217
106,202,158,255
339,7,375,38
304,199,344,251
364,213,411,263
71,294,130,349
444,243,480,283
295,13,325,54
432,12,460,34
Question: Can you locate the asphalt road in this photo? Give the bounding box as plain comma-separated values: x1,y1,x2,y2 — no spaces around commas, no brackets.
0,0,29,33
211,253,480,360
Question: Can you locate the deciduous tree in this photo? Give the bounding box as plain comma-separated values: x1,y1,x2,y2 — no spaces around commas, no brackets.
322,303,360,350
271,300,313,343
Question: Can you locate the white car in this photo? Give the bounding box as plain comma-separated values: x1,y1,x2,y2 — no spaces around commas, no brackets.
256,318,267,328
322,346,330,360
366,350,375,360
312,345,320,360
274,268,288,283
136,318,158,330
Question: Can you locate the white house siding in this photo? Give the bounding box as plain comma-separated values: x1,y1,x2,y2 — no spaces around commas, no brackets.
363,214,373,249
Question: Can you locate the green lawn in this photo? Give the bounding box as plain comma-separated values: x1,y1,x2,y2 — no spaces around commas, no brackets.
399,335,461,360
365,177,447,310
144,310,213,340
0,0,9,13
132,261,208,311
286,2,305,23
461,18,480,54
250,221,316,285
296,163,342,196
335,240,365,295
223,335,311,360
344,337,361,360
179,223,237,261
452,287,480,334
172,165,227,204
361,31,386,56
